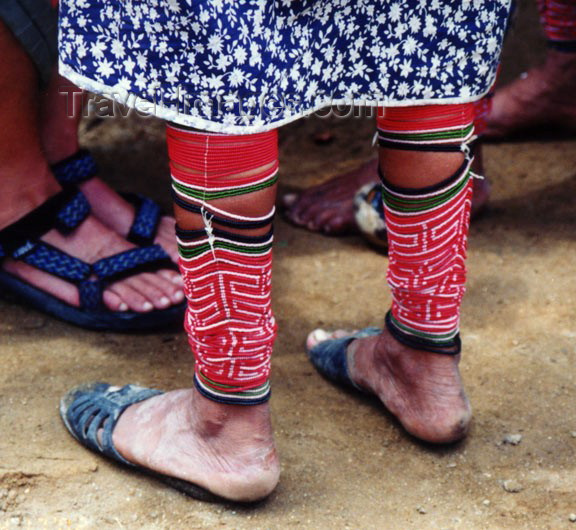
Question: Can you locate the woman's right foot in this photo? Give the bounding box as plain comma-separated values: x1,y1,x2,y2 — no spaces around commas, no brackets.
111,387,280,502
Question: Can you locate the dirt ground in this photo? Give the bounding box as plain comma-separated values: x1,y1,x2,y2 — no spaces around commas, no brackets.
2,3,576,529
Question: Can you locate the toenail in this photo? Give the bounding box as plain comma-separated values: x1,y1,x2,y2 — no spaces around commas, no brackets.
173,290,185,302
171,275,184,286
118,303,128,312
160,296,170,307
142,301,153,311
282,193,297,206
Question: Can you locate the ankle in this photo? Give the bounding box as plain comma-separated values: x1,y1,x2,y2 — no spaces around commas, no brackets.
191,387,274,441
0,166,61,229
547,48,576,70
42,129,80,165
352,329,461,386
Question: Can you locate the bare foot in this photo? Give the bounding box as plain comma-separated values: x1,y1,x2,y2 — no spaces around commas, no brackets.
112,387,280,502
309,328,471,444
282,153,490,237
484,50,576,140
282,158,378,235
3,213,184,313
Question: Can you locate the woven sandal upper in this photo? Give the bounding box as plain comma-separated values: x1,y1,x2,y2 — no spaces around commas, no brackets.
51,151,165,247
63,383,163,465
0,188,174,310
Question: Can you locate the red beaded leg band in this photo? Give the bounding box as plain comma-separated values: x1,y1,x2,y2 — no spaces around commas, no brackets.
377,104,475,354
473,92,494,136
538,0,576,51
377,104,476,154
167,125,278,405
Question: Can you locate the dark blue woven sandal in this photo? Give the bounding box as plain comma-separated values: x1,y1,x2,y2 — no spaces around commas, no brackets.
60,383,223,502
52,150,165,247
0,188,185,331
307,327,381,391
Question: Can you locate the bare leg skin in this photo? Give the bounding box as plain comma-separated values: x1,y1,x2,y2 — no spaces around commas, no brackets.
40,73,180,266
112,388,280,502
282,150,489,236
0,21,183,312
484,49,576,140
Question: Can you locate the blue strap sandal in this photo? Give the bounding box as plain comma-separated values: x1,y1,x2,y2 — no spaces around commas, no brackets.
52,150,165,247
0,188,185,331
306,327,381,391
60,383,223,502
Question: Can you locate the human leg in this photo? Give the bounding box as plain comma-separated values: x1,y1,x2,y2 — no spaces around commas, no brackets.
0,19,183,320
282,101,491,236
40,72,181,265
63,127,281,501
309,104,476,443
485,0,576,139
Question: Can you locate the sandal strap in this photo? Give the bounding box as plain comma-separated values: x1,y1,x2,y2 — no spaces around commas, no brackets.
51,149,98,186
78,245,174,309
65,384,163,465
122,193,163,246
22,241,91,281
92,245,173,281
0,188,89,259
56,190,91,233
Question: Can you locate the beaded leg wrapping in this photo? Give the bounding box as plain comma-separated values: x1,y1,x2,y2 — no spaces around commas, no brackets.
167,126,278,405
538,0,576,52
377,104,476,354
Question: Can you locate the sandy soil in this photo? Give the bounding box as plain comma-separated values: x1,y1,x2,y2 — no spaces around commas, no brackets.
2,3,576,529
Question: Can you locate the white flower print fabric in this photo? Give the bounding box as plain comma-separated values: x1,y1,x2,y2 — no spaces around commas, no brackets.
59,0,512,133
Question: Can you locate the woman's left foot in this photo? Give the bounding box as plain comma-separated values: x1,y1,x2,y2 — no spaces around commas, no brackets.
308,328,472,444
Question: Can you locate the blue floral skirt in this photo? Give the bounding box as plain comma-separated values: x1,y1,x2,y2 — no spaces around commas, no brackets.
59,0,512,133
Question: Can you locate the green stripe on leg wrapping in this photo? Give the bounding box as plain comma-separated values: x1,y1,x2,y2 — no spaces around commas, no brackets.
382,170,470,213
196,371,271,403
172,173,277,201
379,124,474,143
178,239,272,258
388,313,458,344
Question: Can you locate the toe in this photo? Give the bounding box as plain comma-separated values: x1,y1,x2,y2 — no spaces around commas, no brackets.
123,272,181,310
281,192,299,208
102,290,127,312
106,281,154,313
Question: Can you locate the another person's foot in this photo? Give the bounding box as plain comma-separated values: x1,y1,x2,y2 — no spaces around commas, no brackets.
39,82,179,264
484,49,576,140
111,387,280,502
281,158,378,235
308,328,471,444
2,203,184,313
78,176,179,264
282,155,490,238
